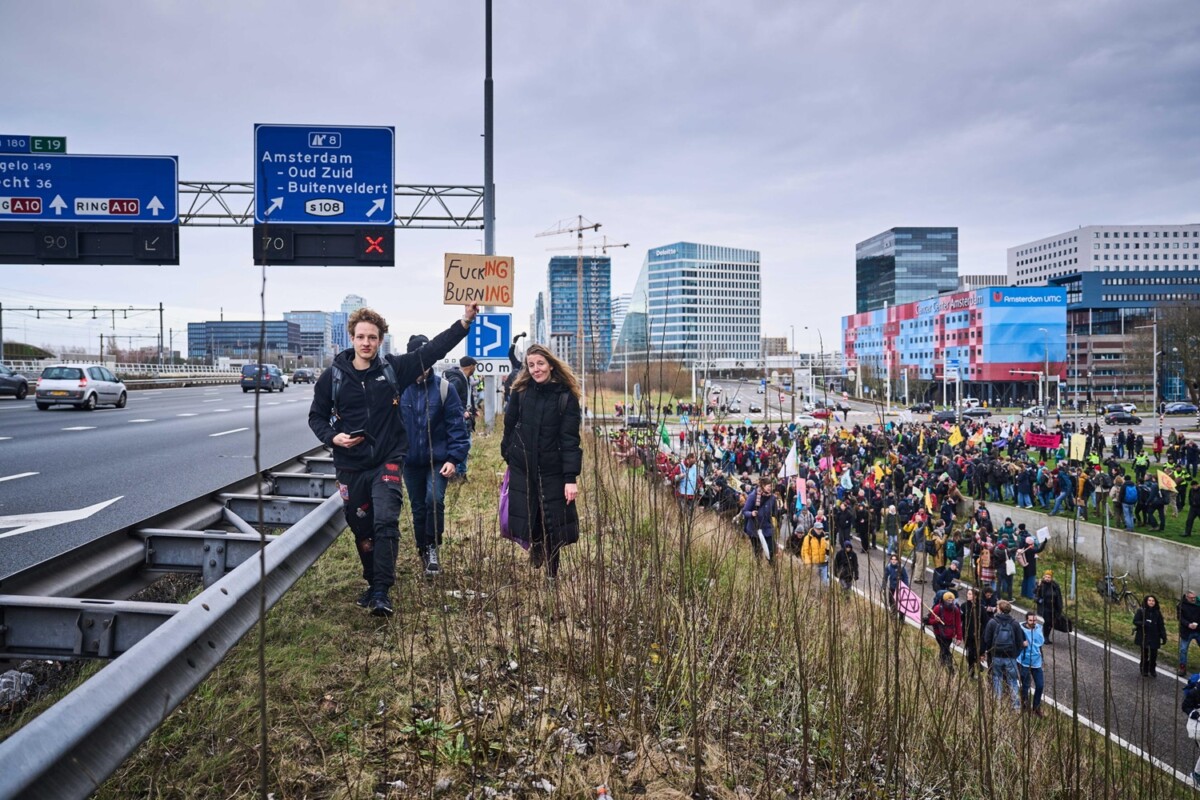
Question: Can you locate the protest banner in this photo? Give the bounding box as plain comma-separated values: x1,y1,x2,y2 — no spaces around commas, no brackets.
894,582,924,625
1026,432,1062,449
443,253,514,307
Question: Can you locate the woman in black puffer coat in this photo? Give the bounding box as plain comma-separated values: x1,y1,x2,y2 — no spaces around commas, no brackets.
1133,595,1169,677
502,344,583,579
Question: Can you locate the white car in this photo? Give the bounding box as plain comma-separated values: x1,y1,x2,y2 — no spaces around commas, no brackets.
1021,406,1046,418
35,364,127,410
792,414,824,428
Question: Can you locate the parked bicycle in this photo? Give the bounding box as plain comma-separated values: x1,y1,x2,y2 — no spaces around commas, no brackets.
1095,571,1138,612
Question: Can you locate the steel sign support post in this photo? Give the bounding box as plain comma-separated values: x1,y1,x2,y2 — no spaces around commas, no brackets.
481,0,499,428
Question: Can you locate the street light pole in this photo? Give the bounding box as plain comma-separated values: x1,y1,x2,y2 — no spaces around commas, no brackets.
789,324,796,423
1038,327,1049,411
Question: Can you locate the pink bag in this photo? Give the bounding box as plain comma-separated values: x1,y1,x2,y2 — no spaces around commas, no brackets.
499,468,530,550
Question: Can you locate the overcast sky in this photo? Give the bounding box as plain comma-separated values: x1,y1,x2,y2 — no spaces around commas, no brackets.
2,0,1198,357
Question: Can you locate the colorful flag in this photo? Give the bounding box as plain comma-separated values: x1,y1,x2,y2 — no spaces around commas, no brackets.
925,488,935,513
797,476,807,508
948,426,964,447
1158,470,1177,493
918,430,925,451
894,582,924,624
873,463,884,484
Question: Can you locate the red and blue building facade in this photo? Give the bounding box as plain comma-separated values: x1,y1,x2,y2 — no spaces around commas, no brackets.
841,286,1067,406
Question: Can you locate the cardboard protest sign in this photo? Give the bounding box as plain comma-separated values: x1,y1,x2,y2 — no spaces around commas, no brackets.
443,253,514,307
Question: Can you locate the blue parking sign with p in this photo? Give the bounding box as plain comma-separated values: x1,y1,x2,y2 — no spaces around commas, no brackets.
467,313,512,359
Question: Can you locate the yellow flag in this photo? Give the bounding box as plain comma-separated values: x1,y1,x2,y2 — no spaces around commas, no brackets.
948,426,963,447
874,464,884,483
1158,470,1177,493
918,431,925,451
925,488,935,512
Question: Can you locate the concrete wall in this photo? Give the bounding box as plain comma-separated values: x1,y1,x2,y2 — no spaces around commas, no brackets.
986,501,1199,593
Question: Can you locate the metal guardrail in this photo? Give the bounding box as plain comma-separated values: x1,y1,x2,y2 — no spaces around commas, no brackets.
2,360,242,380
0,451,342,799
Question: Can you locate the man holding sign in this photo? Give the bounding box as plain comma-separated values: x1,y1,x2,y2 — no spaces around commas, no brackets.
309,302,479,617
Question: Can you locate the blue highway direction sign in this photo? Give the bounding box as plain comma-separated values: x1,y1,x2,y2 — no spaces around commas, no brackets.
255,124,394,225
467,313,512,359
0,154,178,223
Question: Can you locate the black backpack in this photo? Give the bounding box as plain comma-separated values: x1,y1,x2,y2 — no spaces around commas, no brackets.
991,616,1017,655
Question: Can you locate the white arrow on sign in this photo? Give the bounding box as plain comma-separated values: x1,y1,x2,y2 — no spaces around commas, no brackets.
366,198,385,218
0,496,123,540
481,316,504,357
49,195,67,216
266,197,283,216
147,196,164,217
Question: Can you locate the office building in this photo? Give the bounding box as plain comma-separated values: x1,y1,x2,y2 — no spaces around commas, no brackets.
1012,224,1200,402
611,292,632,340
956,274,1007,292
284,311,334,363
761,337,789,357
533,291,547,345
187,320,301,364
613,242,761,366
340,294,367,314
547,255,612,373
841,286,1067,407
855,227,958,313
330,311,349,353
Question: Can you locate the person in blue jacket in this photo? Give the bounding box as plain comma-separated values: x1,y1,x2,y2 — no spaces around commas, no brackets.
399,334,470,579
1016,610,1046,715
742,477,779,562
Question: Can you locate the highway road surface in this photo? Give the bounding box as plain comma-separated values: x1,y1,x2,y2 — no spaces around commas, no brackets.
0,383,321,581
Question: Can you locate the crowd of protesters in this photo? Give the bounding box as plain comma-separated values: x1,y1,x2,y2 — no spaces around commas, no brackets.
608,408,1200,686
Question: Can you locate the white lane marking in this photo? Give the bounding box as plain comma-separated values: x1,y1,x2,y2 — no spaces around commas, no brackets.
266,402,280,406
61,426,96,431
177,413,198,417
0,472,38,483
0,436,11,441
242,404,254,409
0,496,122,539
202,399,221,403
127,419,155,423
212,408,231,413
209,427,248,437
286,399,299,403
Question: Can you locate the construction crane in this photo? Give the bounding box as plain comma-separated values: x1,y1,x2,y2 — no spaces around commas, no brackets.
536,216,605,411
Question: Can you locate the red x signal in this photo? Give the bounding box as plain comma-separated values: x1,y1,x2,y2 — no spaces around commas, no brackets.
364,235,385,254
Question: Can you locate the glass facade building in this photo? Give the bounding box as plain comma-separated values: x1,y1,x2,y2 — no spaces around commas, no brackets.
284,311,334,363
187,321,301,363
613,242,761,366
548,256,612,373
855,227,958,313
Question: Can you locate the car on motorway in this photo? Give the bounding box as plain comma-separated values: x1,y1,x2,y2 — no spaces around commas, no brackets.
749,403,763,413
961,407,992,419
1022,405,1046,418
756,386,765,394
0,364,29,400
291,368,316,384
811,407,833,419
240,363,285,393
908,402,932,413
1165,401,1199,415
1104,402,1137,415
836,400,852,413
728,403,742,414
624,415,652,429
35,364,127,410
1104,411,1142,425
932,410,958,423
793,414,824,428
961,396,981,409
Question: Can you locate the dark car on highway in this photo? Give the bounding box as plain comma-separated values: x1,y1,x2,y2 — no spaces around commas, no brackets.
291,368,315,384
961,407,992,419
0,364,29,400
1104,411,1142,425
909,402,932,413
932,410,958,423
749,403,763,413
624,415,652,429
240,364,285,393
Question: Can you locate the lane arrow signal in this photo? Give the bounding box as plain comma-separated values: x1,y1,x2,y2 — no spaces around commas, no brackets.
0,496,123,540
49,195,67,216
145,237,160,251
482,316,504,357
366,198,385,218
266,197,283,216
147,196,164,217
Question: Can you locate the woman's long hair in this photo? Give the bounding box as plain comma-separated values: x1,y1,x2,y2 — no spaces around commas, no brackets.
509,343,581,399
